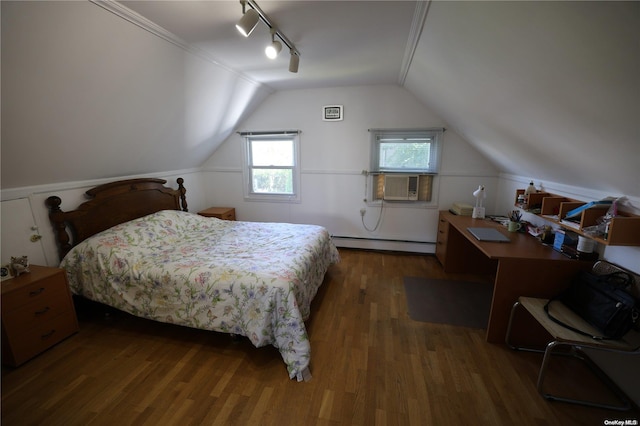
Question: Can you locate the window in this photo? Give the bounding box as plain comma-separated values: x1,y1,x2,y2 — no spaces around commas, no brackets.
369,128,443,203
370,129,442,173
242,131,301,202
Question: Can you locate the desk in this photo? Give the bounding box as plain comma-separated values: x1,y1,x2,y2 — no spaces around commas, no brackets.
436,211,592,343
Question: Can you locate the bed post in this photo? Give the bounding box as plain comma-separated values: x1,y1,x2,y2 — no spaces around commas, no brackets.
177,178,188,212
45,196,73,260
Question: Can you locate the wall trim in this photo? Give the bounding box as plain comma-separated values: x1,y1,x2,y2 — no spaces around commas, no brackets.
0,169,200,202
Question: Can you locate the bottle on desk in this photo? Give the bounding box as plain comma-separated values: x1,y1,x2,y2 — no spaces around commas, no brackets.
525,181,536,196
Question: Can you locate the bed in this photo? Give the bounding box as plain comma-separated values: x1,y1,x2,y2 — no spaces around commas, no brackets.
45,178,339,381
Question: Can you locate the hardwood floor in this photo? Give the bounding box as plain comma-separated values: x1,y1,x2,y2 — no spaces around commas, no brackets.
2,249,637,425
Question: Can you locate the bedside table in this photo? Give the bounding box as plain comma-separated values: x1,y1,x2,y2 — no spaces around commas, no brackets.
198,207,236,221
1,265,79,367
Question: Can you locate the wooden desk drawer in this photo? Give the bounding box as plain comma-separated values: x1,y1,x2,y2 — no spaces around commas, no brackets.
436,213,450,266
437,217,449,242
4,312,78,366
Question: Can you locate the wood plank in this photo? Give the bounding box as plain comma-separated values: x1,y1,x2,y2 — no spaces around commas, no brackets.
2,249,637,425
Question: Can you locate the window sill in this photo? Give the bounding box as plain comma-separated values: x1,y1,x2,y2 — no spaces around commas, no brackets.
244,194,301,203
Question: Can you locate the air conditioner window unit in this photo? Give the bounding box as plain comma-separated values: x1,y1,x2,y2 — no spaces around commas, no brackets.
383,175,419,201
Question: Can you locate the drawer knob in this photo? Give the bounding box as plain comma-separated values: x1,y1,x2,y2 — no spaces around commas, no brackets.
41,330,56,340
35,306,51,315
29,287,45,296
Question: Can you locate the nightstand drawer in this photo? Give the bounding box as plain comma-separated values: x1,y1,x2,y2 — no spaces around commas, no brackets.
2,289,74,333
198,207,236,221
1,265,79,366
5,312,79,366
1,271,68,310
218,211,236,220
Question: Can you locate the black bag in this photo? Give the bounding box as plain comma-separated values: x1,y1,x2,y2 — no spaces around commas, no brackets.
545,270,639,340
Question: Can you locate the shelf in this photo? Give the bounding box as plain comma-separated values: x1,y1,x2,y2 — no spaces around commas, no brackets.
515,190,640,246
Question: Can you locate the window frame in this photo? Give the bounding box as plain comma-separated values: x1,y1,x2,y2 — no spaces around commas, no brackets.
370,128,442,174
242,132,301,203
368,128,443,206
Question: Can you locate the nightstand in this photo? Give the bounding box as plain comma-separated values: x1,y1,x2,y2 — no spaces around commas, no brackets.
1,265,79,366
198,207,236,221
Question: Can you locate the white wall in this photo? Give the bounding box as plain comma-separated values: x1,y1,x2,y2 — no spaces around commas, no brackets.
1,1,270,190
0,170,205,268
200,85,500,252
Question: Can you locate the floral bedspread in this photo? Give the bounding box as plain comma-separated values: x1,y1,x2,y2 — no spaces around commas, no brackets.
60,210,339,380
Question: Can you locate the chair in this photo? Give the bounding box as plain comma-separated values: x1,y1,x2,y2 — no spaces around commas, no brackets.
505,261,640,411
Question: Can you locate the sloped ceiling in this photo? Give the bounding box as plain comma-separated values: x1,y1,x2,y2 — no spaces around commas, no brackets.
405,1,640,198
2,1,638,197
117,0,640,198
120,0,419,90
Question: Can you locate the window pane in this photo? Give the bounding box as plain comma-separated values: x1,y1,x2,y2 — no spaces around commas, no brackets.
251,140,293,166
251,168,293,194
379,142,430,169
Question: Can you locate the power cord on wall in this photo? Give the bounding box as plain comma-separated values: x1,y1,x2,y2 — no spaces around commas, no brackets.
361,200,384,232
360,169,384,232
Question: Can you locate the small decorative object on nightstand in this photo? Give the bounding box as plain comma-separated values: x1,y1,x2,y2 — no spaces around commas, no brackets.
1,265,79,366
197,207,236,221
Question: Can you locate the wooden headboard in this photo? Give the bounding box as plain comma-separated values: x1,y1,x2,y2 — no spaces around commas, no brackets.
46,178,188,261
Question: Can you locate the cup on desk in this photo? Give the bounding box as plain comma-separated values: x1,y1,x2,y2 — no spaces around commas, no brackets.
507,221,522,232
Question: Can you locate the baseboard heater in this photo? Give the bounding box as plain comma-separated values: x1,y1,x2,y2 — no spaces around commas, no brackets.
331,235,436,254
331,235,435,245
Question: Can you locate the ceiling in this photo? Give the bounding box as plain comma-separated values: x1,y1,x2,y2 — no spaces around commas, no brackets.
121,0,420,91
118,0,640,198
2,1,638,199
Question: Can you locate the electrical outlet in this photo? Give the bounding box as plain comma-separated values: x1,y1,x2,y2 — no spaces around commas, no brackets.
360,208,366,217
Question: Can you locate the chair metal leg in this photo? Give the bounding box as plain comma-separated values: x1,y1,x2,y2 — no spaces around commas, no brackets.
537,340,632,411
505,301,543,353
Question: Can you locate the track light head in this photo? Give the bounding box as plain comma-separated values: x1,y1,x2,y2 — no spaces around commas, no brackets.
236,0,300,72
265,40,282,59
265,30,282,59
236,8,259,37
289,50,299,73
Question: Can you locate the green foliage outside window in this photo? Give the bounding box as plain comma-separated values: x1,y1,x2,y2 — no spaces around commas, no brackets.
251,169,293,194
379,142,430,170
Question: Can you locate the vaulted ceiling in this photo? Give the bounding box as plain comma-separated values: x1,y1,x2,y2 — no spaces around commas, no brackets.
2,1,638,198
121,0,640,198
120,0,420,90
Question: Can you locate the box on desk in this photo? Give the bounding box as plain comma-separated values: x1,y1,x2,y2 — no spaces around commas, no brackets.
450,202,474,216
552,229,598,259
553,229,578,252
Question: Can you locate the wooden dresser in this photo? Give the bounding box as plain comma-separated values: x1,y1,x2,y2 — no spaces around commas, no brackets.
1,265,79,366
197,207,236,221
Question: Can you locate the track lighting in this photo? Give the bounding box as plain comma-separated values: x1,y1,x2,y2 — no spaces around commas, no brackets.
236,0,301,73
289,50,299,73
265,29,282,59
236,1,259,37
